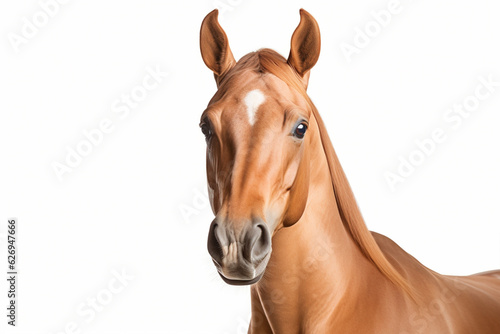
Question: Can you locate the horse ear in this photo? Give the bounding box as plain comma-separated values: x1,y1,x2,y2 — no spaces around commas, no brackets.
287,9,321,88
200,9,236,87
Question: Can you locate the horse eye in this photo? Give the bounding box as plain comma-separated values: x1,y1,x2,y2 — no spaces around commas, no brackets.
293,123,308,139
200,123,212,138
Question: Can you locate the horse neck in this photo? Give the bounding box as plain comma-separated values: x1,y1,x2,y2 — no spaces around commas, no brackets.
252,124,397,331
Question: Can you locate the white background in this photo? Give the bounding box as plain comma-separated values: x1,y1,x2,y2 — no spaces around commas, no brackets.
1,0,499,333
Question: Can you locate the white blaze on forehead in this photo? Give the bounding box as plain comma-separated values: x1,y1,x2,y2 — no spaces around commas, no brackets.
243,89,266,125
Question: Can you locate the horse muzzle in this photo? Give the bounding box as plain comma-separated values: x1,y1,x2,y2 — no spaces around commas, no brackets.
207,218,272,285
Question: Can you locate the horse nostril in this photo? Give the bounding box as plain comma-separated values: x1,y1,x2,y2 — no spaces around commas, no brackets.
243,222,271,263
207,221,224,265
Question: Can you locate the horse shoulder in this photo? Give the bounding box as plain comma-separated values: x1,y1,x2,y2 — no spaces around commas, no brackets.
372,232,500,332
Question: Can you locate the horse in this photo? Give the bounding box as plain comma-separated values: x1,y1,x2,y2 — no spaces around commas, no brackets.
198,8,500,333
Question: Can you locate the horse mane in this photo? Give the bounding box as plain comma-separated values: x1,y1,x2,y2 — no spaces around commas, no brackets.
230,48,416,298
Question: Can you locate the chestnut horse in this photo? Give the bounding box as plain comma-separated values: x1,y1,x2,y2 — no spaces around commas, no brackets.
199,9,500,333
